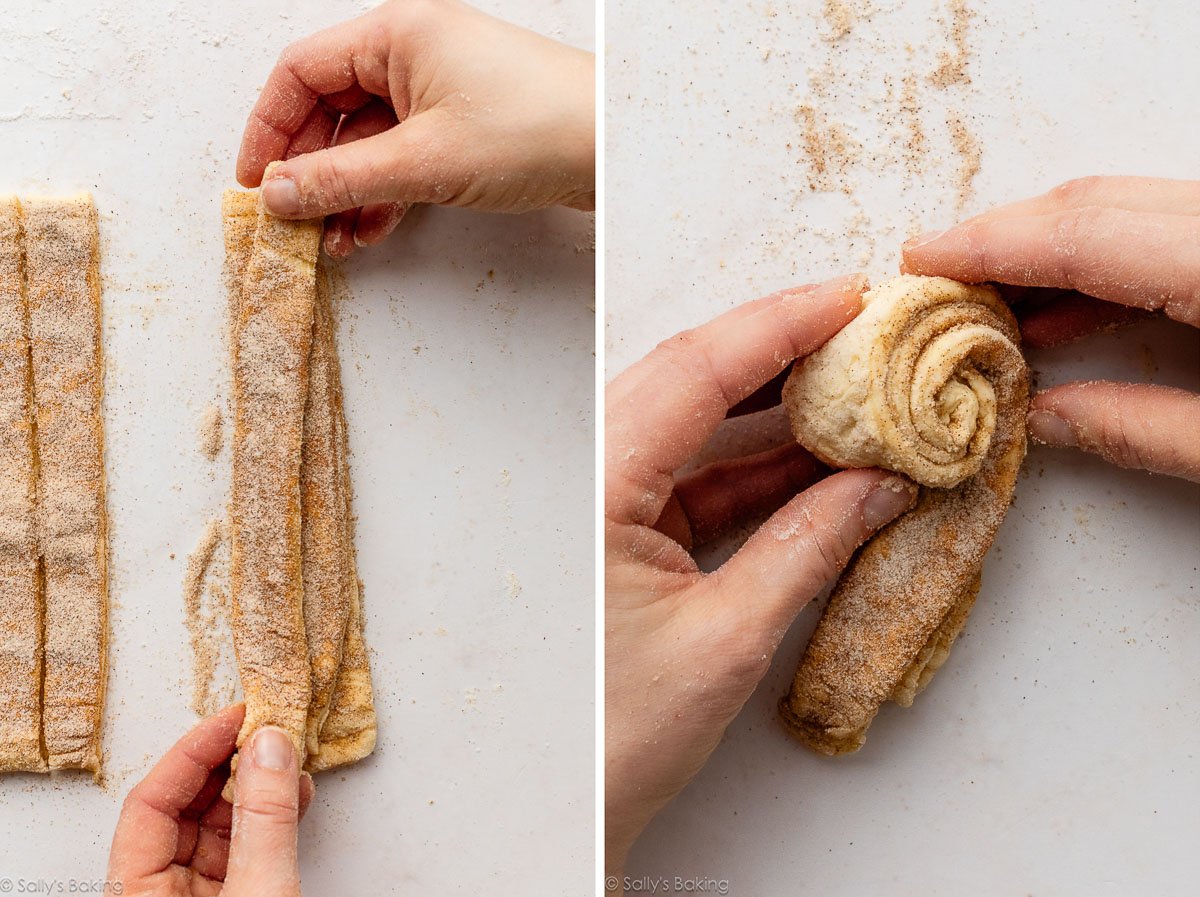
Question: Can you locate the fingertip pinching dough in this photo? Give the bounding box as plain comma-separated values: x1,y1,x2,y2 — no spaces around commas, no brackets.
779,275,1028,755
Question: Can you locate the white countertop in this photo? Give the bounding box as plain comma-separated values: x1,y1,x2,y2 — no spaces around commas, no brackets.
0,1,594,893
607,0,1199,893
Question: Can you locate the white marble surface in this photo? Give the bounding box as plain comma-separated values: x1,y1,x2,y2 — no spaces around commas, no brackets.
0,1,595,894
607,0,1199,893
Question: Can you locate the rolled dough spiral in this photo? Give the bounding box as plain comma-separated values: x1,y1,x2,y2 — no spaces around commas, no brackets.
782,275,1023,489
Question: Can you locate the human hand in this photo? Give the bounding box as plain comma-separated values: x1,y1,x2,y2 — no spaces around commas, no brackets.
901,175,1200,481
604,274,919,877
237,0,595,258
107,704,315,897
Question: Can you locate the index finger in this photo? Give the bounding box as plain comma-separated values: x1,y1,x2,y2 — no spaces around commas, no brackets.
964,175,1200,225
901,208,1200,326
605,274,866,528
108,704,245,883
237,13,393,187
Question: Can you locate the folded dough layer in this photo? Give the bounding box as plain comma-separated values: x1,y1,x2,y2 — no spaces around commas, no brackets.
779,275,1028,755
302,269,376,772
300,267,357,760
229,172,321,766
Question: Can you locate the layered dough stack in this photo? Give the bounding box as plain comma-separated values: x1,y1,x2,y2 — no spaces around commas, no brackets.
0,195,108,776
223,171,375,777
779,275,1028,755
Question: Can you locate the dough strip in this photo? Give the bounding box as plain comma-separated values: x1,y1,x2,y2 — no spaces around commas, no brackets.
306,267,375,772
25,195,108,773
0,197,45,773
229,169,320,764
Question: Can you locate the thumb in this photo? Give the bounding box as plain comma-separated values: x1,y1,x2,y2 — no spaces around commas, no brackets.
715,468,918,642
262,112,459,219
225,727,303,896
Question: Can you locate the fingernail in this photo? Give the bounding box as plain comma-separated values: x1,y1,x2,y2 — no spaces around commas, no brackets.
250,727,294,771
1027,409,1077,447
263,176,301,216
864,476,918,529
902,229,944,252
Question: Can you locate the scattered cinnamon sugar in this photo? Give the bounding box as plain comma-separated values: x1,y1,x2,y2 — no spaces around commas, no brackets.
843,208,877,267
929,0,973,88
1073,504,1094,536
820,0,858,42
182,519,228,716
505,570,523,600
785,0,987,255
898,74,927,174
198,403,222,460
807,58,839,100
795,103,859,194
947,109,982,210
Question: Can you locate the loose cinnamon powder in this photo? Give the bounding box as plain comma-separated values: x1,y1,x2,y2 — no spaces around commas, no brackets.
182,519,226,715
198,404,222,460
